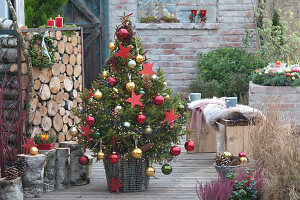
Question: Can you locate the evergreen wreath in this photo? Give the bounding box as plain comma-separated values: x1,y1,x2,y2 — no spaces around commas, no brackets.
29,33,56,68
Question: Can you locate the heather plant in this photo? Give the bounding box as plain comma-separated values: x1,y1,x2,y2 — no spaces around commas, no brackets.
196,177,232,200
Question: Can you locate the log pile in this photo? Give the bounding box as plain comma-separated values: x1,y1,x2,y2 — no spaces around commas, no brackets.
22,30,83,144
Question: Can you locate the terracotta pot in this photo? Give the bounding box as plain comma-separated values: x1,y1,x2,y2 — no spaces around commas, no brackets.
37,143,54,150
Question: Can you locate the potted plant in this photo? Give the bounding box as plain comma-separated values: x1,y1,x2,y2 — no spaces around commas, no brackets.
34,133,55,150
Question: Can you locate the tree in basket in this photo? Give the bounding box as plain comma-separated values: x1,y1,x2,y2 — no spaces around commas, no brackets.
74,13,188,193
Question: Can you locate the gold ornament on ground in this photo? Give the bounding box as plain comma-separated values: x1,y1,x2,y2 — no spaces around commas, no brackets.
94,90,102,99
102,71,109,79
109,43,116,51
126,81,135,92
30,147,38,155
136,54,143,63
131,148,143,159
145,166,155,176
240,157,248,164
97,151,105,160
70,126,78,137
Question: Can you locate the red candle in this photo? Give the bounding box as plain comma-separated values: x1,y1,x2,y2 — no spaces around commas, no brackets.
47,17,55,27
200,10,207,17
55,15,63,27
191,10,197,17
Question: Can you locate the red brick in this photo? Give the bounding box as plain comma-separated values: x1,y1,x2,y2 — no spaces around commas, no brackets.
160,44,183,49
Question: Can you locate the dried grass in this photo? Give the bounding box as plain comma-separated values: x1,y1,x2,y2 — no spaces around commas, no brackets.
248,101,300,200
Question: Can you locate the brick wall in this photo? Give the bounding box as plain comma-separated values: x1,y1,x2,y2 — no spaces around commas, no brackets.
249,82,300,125
109,0,256,94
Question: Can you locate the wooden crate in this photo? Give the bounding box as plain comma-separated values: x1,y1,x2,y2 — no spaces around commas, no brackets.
218,118,252,156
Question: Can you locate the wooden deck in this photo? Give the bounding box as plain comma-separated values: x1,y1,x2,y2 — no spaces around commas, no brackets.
26,146,218,200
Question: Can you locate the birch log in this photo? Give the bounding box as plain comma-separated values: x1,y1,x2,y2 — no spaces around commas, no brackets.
39,149,56,192
55,148,70,189
0,177,23,200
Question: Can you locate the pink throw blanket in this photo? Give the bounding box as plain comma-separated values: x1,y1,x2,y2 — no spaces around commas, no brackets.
190,98,225,141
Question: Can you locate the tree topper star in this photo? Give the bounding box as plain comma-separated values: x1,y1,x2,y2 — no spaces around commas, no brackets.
108,177,123,194
163,107,180,125
125,91,144,108
22,138,37,154
139,62,156,75
114,44,135,63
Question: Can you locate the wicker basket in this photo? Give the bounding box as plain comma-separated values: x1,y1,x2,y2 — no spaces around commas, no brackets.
213,162,237,178
103,157,150,192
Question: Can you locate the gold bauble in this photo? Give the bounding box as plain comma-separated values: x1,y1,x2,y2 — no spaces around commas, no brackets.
292,77,296,80
163,93,170,100
291,73,295,77
126,81,135,92
97,151,105,160
102,71,109,80
145,166,155,177
131,148,143,159
113,87,119,93
94,90,103,100
163,81,167,87
70,126,78,137
285,69,291,73
144,125,152,134
136,54,143,63
109,42,116,51
240,157,248,164
223,151,232,157
264,70,269,74
30,147,38,155
258,72,262,76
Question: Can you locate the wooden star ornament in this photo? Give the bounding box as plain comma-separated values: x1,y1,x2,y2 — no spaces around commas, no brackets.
108,177,123,194
22,138,37,154
139,62,156,75
125,91,144,108
80,125,94,142
163,107,180,125
114,44,135,63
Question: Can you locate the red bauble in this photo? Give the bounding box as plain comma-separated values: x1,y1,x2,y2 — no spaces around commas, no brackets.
184,140,195,151
109,153,119,163
86,116,95,126
137,113,146,124
293,68,299,72
238,152,247,157
153,95,164,105
170,146,181,156
108,77,117,86
119,28,129,39
79,155,89,165
286,73,291,77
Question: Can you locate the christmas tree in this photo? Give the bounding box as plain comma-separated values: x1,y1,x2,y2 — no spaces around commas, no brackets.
75,13,189,174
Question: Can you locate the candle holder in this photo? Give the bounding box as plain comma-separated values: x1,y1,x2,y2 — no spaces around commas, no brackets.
189,10,198,23
198,10,207,24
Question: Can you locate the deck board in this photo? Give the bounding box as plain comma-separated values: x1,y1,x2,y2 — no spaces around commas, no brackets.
25,147,217,200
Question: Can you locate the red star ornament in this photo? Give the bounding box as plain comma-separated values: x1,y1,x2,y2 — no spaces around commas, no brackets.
80,125,94,142
108,177,123,194
114,44,135,63
125,91,144,108
139,62,156,75
163,107,180,125
86,89,93,100
22,138,37,154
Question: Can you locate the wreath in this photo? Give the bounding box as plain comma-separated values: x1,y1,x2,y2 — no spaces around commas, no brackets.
29,33,56,68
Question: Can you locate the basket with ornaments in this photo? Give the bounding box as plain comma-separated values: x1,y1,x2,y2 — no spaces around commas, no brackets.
213,151,248,178
252,61,300,87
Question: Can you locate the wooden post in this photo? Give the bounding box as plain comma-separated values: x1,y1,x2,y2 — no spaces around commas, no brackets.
55,147,70,190
0,177,23,200
17,154,46,198
39,149,56,192
59,141,91,185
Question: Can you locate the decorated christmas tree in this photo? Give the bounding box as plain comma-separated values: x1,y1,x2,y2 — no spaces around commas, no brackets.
74,13,192,192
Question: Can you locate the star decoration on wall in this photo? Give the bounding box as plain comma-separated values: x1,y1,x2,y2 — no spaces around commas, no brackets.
22,138,37,154
114,44,135,63
163,107,180,125
86,89,93,100
80,125,94,142
108,177,123,194
125,91,144,108
139,62,156,75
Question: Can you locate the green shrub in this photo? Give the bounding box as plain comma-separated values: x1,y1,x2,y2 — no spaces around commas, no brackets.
25,0,69,28
190,47,267,100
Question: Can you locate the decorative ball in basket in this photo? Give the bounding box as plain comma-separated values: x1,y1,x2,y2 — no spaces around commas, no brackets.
74,13,189,194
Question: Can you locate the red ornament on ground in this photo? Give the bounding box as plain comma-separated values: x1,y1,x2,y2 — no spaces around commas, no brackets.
153,95,164,105
86,116,95,126
170,146,181,156
109,153,119,163
137,113,146,124
184,140,195,151
79,155,89,165
108,77,117,86
238,152,246,157
108,177,123,194
119,28,129,39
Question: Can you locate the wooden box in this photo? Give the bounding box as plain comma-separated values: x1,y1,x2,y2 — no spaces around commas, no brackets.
218,118,252,156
